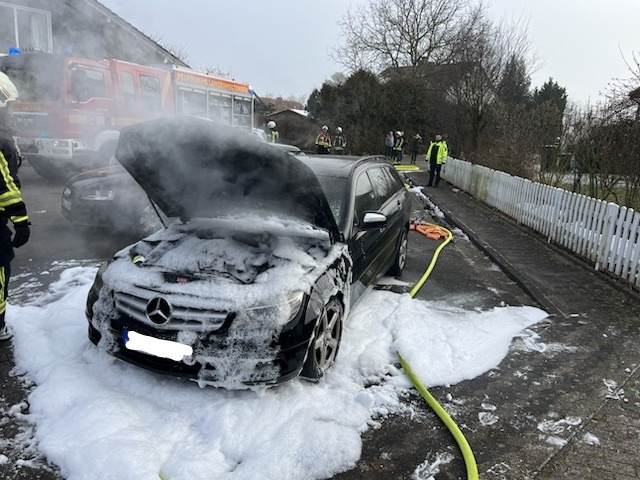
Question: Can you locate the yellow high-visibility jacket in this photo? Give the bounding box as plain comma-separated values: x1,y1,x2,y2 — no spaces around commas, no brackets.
426,140,448,165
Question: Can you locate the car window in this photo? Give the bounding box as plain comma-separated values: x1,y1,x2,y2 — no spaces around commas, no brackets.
368,167,394,205
354,172,378,222
382,165,405,192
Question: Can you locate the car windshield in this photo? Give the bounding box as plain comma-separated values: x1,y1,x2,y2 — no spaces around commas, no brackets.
315,175,348,229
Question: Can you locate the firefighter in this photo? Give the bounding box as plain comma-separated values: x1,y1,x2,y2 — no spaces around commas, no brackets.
315,125,332,154
266,120,279,143
392,131,405,164
333,127,347,155
426,134,448,187
0,72,30,341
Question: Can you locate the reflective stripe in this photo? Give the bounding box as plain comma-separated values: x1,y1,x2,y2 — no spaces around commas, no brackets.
0,152,23,209
0,267,6,315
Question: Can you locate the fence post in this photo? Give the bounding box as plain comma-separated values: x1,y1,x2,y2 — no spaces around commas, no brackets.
595,202,620,272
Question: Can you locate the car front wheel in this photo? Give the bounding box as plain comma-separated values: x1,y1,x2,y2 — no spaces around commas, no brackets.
301,297,343,381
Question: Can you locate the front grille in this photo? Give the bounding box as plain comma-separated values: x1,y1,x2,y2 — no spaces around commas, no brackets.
114,291,228,331
14,112,49,132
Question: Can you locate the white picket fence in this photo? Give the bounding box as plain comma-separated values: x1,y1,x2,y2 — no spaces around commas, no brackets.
441,158,640,289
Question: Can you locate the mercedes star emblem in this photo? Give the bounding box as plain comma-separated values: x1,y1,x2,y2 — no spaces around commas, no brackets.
145,297,173,325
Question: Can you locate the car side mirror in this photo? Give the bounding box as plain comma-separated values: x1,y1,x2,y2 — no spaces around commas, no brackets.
361,211,387,229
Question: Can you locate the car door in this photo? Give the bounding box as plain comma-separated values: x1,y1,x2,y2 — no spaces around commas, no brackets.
367,166,407,274
350,169,387,292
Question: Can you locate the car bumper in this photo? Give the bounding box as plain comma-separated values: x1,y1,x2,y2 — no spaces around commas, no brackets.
62,197,120,228
87,314,313,387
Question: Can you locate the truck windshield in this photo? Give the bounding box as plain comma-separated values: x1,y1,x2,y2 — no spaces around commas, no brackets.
0,54,63,101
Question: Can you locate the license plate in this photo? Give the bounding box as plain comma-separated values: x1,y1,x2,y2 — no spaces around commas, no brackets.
123,328,193,361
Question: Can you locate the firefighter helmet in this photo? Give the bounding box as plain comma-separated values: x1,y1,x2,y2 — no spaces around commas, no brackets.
267,120,276,129
0,72,19,107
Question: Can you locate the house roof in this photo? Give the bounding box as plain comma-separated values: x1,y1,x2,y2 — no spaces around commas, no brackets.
267,109,310,117
83,0,188,67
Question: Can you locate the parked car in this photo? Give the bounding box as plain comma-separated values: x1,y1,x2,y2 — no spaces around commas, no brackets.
86,117,412,388
61,139,302,236
61,164,166,236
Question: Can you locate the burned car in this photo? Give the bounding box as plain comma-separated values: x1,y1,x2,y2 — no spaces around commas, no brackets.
86,117,412,388
62,140,301,236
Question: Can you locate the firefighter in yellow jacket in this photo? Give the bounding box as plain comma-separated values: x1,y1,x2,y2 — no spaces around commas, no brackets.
0,72,30,341
315,125,332,154
426,134,448,187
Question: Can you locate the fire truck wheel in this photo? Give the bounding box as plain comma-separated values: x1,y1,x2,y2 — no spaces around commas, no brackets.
29,160,67,180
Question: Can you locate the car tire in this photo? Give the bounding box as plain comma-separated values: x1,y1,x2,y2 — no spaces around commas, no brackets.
387,227,408,277
301,297,343,381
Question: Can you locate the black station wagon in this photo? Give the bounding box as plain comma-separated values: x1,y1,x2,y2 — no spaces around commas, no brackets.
86,117,412,388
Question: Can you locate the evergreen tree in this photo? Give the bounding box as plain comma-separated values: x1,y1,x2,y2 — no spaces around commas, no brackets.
497,54,531,106
533,78,568,114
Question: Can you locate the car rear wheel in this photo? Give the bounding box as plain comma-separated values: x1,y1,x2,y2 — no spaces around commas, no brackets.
301,297,343,381
387,228,408,277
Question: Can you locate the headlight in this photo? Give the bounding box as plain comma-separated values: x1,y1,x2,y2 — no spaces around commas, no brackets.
286,291,305,323
81,185,115,201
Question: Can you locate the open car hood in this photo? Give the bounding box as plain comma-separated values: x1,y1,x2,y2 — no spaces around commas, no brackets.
115,117,340,242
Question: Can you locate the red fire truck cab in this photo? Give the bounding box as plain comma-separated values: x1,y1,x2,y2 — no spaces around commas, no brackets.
0,52,255,178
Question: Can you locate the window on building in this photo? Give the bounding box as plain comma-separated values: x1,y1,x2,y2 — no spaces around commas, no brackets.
0,3,52,53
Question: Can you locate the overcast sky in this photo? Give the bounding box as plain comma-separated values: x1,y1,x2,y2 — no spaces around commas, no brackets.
99,0,639,106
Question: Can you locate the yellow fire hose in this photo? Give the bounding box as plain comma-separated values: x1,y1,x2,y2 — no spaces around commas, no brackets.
401,222,479,480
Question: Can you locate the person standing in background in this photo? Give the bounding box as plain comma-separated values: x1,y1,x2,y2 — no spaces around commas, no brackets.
426,134,448,187
410,134,423,164
333,127,347,155
392,131,405,164
265,120,279,143
315,125,332,154
385,131,394,159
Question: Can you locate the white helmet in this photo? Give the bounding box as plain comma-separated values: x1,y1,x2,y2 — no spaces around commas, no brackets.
267,120,276,129
0,72,19,107
336,127,343,133
322,125,328,132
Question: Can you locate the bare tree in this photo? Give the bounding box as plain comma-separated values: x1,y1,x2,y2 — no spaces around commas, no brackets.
447,12,538,159
560,52,640,208
332,0,484,73
145,33,190,64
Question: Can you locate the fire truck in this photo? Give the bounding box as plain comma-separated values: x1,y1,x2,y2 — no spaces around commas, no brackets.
0,52,255,178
